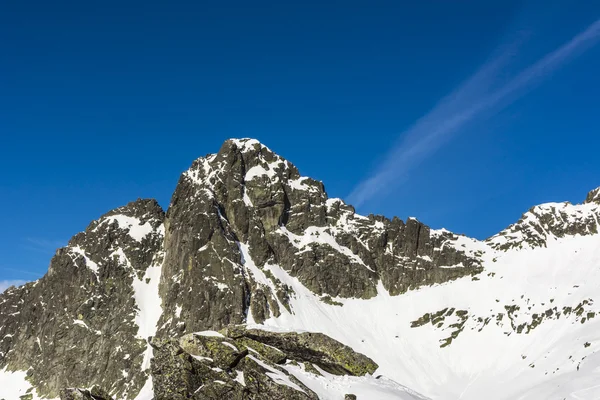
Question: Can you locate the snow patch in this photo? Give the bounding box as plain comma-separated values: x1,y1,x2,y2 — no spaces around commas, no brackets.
245,162,283,181
131,239,165,399
194,330,225,338
228,138,264,152
287,364,427,400
98,215,156,242
277,226,373,272
133,377,154,400
0,367,53,400
234,370,246,386
248,355,306,393
288,177,314,191
69,246,99,276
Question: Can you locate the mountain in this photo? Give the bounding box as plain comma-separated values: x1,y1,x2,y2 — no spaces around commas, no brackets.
1,138,599,400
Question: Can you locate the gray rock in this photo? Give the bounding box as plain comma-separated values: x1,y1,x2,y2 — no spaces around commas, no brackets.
158,138,483,334
59,386,113,400
222,325,378,376
487,192,600,251
585,187,600,204
150,327,322,400
0,199,164,399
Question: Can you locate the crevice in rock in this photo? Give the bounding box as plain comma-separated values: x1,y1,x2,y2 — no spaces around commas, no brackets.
414,223,422,255
279,189,291,227
227,348,249,370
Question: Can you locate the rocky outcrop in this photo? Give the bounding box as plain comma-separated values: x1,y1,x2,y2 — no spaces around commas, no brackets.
150,326,377,400
150,331,317,400
221,326,378,376
487,196,600,251
585,187,600,204
59,386,114,400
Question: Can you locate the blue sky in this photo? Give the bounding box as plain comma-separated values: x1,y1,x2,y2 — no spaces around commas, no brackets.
1,1,600,286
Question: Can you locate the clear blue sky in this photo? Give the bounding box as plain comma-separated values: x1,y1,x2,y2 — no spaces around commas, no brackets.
1,1,600,284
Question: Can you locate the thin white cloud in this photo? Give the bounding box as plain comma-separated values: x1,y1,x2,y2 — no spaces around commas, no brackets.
23,237,66,254
0,266,42,277
0,280,27,293
348,18,600,207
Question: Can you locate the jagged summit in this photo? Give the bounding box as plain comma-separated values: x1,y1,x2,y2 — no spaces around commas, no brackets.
1,196,166,398
184,137,309,197
101,198,164,220
226,137,272,153
585,187,600,204
158,137,481,339
487,187,600,251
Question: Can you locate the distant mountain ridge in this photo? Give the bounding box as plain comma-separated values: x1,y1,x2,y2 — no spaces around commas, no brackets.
1,138,599,400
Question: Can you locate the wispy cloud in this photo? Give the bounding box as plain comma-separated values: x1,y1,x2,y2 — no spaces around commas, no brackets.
23,237,66,255
0,280,27,293
0,266,42,277
0,264,42,294
348,18,600,207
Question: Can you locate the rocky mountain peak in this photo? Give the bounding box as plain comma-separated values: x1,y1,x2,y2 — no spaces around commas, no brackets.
102,198,165,222
15,138,599,400
156,138,482,341
585,187,600,204
224,137,279,157
487,188,600,251
0,197,167,399
184,137,305,195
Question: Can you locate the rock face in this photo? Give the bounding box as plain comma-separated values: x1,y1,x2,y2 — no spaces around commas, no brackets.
585,187,600,204
0,199,165,399
59,387,113,400
1,138,596,399
487,192,600,251
157,139,482,339
221,326,378,376
150,326,376,400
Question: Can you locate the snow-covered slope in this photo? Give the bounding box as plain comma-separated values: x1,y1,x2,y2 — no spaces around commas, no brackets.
0,368,50,400
250,198,600,400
